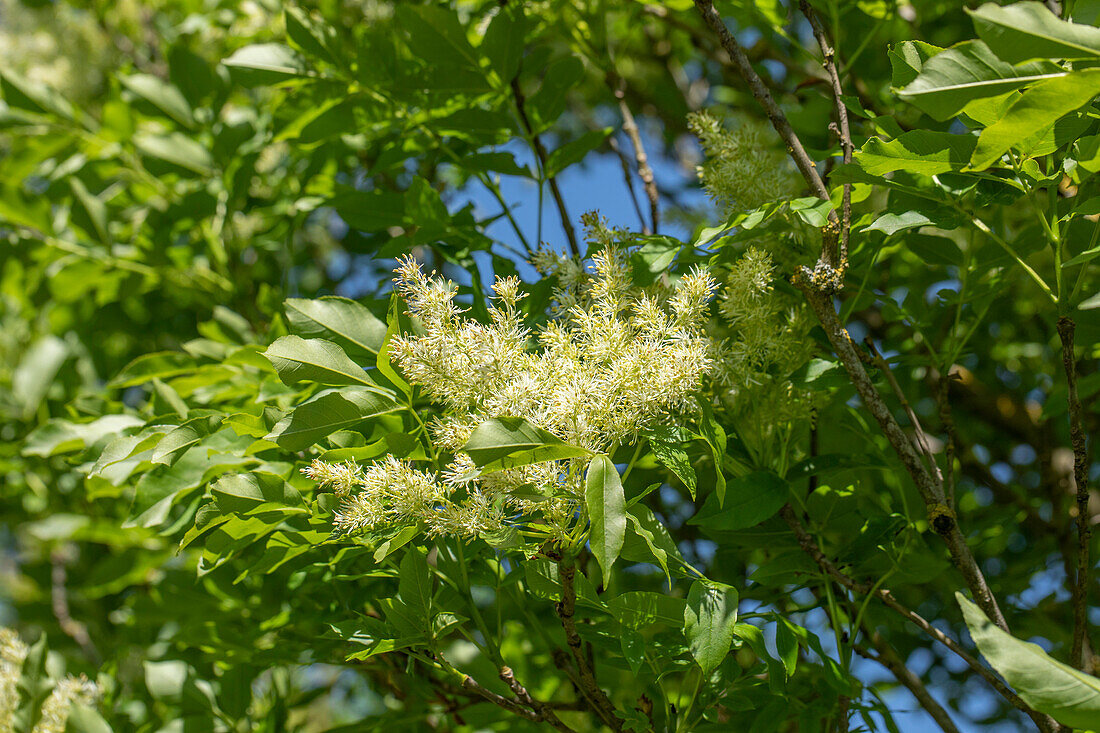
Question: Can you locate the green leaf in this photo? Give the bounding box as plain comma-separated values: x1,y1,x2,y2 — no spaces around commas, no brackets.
211,472,304,514
650,440,697,499
889,40,943,88
376,294,412,398
120,73,195,127
12,335,68,419
264,335,377,388
223,43,311,84
399,547,433,625
788,197,833,227
776,619,799,678
898,40,1062,121
110,352,198,387
957,592,1100,729
857,132,977,176
586,454,626,582
134,132,213,174
397,5,490,91
608,591,687,628
621,627,646,677
285,6,339,64
265,388,400,451
1079,291,1100,310
622,504,685,585
152,414,223,465
462,417,591,471
684,580,739,673
969,70,1100,170
285,296,387,359
545,128,612,178
23,415,143,457
66,703,113,733
697,400,727,504
482,3,526,83
688,471,789,531
969,2,1100,64
863,210,935,235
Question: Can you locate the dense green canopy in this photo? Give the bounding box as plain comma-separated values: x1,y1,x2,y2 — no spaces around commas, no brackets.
1,0,1099,731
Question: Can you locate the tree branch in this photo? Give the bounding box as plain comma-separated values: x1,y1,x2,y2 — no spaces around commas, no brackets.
690,0,1008,633
50,548,100,665
556,557,622,731
607,136,649,233
511,79,580,257
1057,316,1093,671
611,78,660,234
799,0,853,263
779,505,1059,732
799,288,1008,631
853,635,960,733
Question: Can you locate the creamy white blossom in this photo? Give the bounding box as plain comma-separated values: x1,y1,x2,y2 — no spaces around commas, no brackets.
304,226,717,545
31,675,99,733
0,628,28,733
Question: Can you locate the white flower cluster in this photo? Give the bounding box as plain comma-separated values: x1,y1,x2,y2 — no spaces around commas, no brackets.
711,248,817,427
0,628,27,733
31,676,99,733
0,627,99,733
305,227,716,545
688,111,798,217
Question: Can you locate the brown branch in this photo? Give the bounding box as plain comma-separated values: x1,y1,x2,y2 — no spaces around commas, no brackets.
458,673,542,722
690,0,1008,635
510,79,580,257
799,0,852,263
1058,316,1093,670
607,136,649,232
556,557,622,731
50,549,100,665
937,372,959,507
853,636,960,733
800,288,1008,631
498,666,577,732
612,80,660,234
866,339,944,487
779,506,1059,732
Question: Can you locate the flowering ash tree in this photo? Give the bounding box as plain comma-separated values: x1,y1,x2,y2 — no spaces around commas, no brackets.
3,1,1100,731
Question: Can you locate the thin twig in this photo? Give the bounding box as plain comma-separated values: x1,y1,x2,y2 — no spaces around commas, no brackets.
510,79,580,257
607,136,649,232
611,78,660,234
556,557,623,731
853,636,960,733
801,289,1008,631
1058,316,1093,670
780,506,1059,732
691,0,831,204
799,0,852,263
50,549,100,665
866,339,944,488
499,666,577,732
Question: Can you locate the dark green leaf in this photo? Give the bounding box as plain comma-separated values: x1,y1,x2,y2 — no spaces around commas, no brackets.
684,580,739,673
688,472,789,531
285,297,387,359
